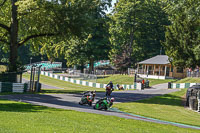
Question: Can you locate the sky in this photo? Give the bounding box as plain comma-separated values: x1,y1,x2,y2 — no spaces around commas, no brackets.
106,0,117,13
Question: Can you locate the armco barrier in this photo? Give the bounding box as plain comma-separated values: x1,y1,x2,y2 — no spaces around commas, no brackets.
40,71,142,90
168,82,198,89
0,82,28,93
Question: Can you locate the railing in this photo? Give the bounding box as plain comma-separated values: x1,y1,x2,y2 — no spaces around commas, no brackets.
137,69,165,76
187,71,200,77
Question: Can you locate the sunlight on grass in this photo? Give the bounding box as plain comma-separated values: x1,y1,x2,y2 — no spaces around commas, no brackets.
175,77,200,83
23,73,104,93
96,74,176,86
114,89,200,127
0,99,199,133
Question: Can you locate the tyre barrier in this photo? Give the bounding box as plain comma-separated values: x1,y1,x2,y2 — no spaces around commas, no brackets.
0,82,28,93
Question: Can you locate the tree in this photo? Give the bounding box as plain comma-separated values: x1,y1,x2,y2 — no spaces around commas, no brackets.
0,0,99,72
109,0,169,69
41,0,112,73
163,0,200,68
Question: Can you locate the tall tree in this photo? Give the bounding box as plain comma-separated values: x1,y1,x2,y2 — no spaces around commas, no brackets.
109,0,169,69
163,0,200,68
41,0,112,73
0,0,98,72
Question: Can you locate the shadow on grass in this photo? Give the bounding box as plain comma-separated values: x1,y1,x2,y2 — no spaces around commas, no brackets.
97,75,110,79
0,99,53,112
135,93,183,107
0,94,98,112
41,89,105,94
0,89,183,113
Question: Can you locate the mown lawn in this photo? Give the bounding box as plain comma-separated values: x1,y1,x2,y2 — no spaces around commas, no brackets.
23,73,104,93
113,88,200,127
96,74,176,86
0,99,199,133
175,77,200,83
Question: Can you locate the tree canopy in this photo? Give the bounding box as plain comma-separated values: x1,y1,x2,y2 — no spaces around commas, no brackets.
40,0,112,73
0,0,101,71
109,0,169,70
163,0,200,68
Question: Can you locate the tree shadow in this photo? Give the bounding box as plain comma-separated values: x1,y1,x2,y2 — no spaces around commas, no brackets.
135,93,183,107
0,89,183,113
0,101,50,112
97,75,110,79
41,89,105,94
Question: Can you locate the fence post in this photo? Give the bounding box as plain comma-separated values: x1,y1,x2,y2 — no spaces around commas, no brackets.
198,91,200,112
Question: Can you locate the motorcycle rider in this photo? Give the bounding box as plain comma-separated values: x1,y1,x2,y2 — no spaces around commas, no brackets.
106,81,114,89
94,97,115,110
106,81,114,96
109,97,115,107
79,90,96,106
83,90,96,97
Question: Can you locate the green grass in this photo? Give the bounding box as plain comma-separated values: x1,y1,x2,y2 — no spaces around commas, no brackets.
113,88,200,127
23,73,104,93
175,77,200,83
0,99,199,133
147,78,176,86
96,74,176,86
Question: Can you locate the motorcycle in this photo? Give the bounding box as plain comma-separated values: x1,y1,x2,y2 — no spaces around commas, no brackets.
106,85,114,96
79,91,96,106
93,97,114,110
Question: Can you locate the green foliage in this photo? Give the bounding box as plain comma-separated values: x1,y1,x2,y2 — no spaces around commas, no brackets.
41,0,112,72
163,0,200,68
0,0,103,71
109,0,169,68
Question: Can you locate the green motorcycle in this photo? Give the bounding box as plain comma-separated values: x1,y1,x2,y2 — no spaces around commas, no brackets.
94,97,114,110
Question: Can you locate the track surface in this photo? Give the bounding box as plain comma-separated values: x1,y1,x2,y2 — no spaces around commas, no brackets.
0,82,200,130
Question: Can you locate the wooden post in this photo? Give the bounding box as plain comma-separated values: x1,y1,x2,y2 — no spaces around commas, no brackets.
137,64,139,73
147,65,149,77
142,65,144,74
153,65,155,75
159,65,161,76
164,65,167,76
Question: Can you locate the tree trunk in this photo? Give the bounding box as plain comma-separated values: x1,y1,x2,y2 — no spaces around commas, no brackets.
89,58,94,74
80,63,84,73
9,0,18,72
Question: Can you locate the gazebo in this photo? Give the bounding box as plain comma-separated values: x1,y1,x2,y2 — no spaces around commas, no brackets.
137,55,186,79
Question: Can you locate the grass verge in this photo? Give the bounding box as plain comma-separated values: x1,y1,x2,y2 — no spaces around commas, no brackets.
113,88,200,127
0,99,199,133
96,74,176,86
23,73,104,94
175,77,200,83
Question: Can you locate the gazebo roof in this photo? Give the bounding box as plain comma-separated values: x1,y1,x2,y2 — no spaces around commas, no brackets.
138,55,170,65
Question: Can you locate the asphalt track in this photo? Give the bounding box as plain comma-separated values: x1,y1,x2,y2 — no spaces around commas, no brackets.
0,83,200,130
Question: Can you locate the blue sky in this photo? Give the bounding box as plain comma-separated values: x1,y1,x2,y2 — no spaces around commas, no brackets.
106,0,116,13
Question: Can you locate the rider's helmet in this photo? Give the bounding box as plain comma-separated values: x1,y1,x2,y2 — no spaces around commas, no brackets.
110,97,115,102
92,90,96,97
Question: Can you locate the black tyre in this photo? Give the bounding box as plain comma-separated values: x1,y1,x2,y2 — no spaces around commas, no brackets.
88,102,92,106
